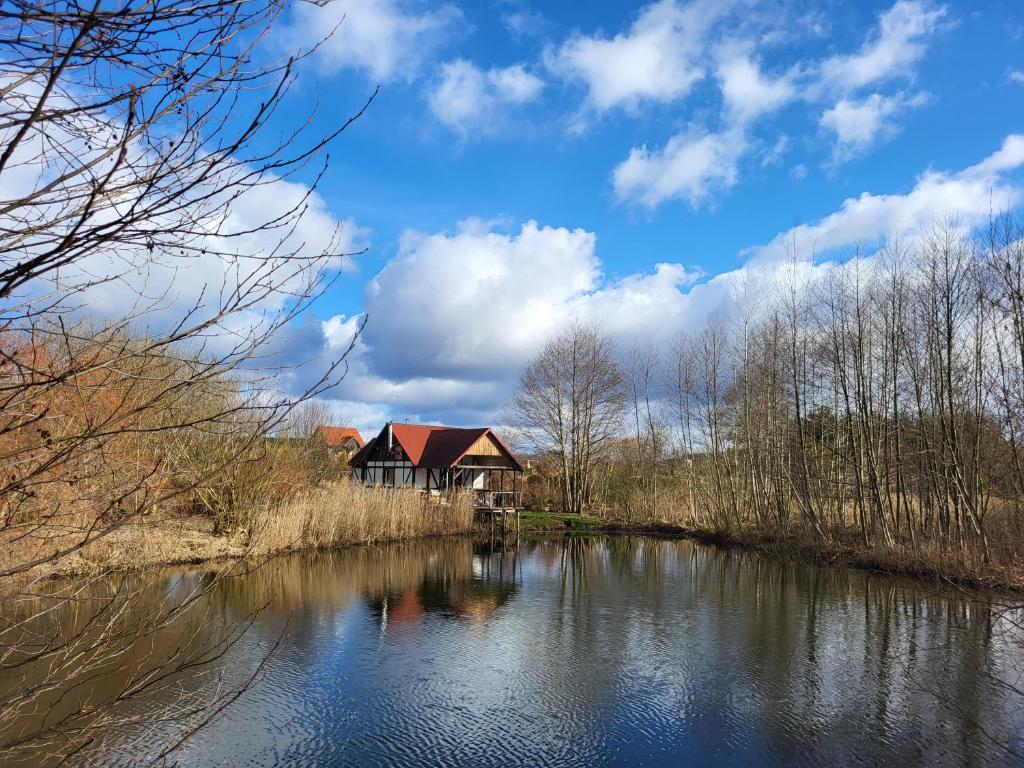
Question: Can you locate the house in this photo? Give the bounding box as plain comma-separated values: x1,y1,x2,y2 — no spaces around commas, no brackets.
349,422,524,511
315,426,365,460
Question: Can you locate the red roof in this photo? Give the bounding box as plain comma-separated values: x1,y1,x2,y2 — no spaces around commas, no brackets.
350,423,523,470
395,424,486,467
316,426,364,449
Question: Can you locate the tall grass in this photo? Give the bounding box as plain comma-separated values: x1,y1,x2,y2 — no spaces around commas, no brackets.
24,481,475,579
246,479,475,555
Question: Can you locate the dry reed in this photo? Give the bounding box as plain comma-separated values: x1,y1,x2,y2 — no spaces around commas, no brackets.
248,479,475,555
20,480,476,580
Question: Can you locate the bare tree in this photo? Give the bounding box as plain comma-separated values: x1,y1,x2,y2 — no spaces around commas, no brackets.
508,322,625,516
0,1,372,762
554,215,1024,592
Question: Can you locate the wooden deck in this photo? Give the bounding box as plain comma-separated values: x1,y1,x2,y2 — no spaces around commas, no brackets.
473,489,520,511
473,490,522,535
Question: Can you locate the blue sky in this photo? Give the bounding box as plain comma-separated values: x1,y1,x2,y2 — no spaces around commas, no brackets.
252,0,1024,432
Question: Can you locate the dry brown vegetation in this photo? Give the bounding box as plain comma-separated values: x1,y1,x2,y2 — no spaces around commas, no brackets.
37,481,475,579
0,0,380,760
250,481,475,555
517,217,1024,590
0,328,473,580
0,330,337,575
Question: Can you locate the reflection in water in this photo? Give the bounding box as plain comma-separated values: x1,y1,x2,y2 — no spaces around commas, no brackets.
367,541,520,627
5,535,1024,767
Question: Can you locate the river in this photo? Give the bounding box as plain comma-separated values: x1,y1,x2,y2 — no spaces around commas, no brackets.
6,535,1024,766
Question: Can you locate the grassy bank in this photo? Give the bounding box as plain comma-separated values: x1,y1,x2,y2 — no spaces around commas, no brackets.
511,506,1023,592
681,527,1024,594
39,480,476,579
517,508,1024,593
617,521,1024,593
518,510,605,534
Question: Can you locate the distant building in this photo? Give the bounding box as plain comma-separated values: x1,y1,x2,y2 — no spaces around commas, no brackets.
314,426,365,460
349,422,523,511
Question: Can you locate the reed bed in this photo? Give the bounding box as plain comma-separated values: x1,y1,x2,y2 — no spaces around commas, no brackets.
248,479,475,555
21,481,476,580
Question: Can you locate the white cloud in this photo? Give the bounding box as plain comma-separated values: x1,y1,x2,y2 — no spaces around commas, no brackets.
307,136,1024,426
315,220,707,422
598,1,948,208
819,1,946,91
549,0,726,115
598,32,797,212
285,0,461,82
364,219,599,381
964,134,1024,177
502,7,547,41
820,91,929,162
612,128,746,209
1008,69,1024,86
488,65,545,103
716,47,796,123
571,262,707,345
750,134,1024,263
312,220,602,421
428,59,544,134
761,135,789,167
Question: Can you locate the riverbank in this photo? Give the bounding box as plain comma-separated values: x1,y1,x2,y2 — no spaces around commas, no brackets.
517,511,1024,594
20,500,1024,594
23,481,476,581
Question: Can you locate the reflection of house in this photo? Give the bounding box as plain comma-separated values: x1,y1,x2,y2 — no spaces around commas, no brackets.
349,422,524,512
388,589,425,625
368,548,520,628
314,426,364,460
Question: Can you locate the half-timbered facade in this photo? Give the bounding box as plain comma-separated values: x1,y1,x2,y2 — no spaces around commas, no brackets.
349,422,524,511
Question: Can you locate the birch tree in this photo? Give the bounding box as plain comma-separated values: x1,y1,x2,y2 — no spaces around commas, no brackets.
509,322,625,516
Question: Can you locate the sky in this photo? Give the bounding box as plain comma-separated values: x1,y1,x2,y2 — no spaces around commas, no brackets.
212,0,1024,432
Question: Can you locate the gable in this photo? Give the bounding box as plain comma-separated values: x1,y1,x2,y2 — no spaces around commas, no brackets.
464,433,503,457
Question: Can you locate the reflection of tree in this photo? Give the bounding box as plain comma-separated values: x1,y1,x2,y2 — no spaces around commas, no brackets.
517,535,1024,765
560,536,593,603
683,544,1015,764
7,535,1024,766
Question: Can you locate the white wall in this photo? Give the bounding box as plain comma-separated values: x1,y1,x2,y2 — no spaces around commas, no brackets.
352,464,508,492
352,461,429,488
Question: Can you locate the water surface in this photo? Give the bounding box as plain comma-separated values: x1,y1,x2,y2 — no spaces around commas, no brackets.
21,536,1024,766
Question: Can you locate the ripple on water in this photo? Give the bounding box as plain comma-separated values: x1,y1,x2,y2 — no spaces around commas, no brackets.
88,537,1024,767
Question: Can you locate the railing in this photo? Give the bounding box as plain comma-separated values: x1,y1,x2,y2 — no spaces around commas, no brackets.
473,490,521,510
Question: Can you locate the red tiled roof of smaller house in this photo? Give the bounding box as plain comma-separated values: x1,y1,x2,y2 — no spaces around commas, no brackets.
316,426,364,449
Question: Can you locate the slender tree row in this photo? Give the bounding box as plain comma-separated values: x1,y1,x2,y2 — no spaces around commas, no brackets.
516,217,1024,575
667,218,1024,567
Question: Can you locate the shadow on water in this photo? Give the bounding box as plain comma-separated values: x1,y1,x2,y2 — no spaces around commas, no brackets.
4,534,1024,767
